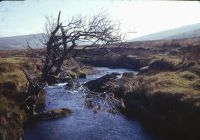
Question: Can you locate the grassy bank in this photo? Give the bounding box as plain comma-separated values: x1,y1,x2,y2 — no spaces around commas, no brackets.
122,70,200,140
0,55,45,140
0,53,93,139
83,40,200,140
85,67,200,139
0,61,28,140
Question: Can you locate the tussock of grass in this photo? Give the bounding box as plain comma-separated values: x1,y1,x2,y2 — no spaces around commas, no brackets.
0,62,36,139
0,63,28,97
180,71,199,80
150,55,182,66
145,71,200,95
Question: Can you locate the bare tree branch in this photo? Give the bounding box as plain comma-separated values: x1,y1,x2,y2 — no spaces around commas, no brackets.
41,11,124,82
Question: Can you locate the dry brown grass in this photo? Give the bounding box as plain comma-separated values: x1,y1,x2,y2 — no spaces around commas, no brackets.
150,55,182,66
0,63,28,97
144,71,200,95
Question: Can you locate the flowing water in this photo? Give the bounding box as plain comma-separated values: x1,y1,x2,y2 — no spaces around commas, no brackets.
24,67,158,140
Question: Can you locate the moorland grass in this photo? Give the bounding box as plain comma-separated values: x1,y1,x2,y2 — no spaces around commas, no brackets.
145,70,200,95
0,56,27,64
0,63,28,97
0,61,29,139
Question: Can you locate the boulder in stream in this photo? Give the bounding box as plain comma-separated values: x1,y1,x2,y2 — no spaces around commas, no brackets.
31,108,72,121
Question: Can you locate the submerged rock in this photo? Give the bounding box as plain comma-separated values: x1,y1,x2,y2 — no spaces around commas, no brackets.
31,108,72,121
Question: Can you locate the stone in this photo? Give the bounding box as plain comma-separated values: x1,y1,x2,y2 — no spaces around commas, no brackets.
31,108,72,120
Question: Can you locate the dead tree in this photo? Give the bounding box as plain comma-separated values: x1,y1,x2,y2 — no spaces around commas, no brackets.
42,11,123,81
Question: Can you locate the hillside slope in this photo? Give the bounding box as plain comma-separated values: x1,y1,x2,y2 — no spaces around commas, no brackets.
132,23,200,41
0,34,44,50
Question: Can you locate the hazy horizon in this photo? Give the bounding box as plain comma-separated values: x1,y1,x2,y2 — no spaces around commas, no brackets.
1,0,200,40
0,22,200,40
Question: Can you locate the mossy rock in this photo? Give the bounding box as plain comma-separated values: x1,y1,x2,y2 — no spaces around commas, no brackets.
32,108,72,120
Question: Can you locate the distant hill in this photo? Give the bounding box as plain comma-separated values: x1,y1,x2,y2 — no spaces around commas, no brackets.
0,34,44,50
2,22,200,50
0,33,91,50
132,23,200,41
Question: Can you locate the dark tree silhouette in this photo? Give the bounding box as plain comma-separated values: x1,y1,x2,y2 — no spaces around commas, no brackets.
42,11,123,81
24,11,124,114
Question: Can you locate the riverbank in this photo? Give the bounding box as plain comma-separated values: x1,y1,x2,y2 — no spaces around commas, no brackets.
24,67,157,140
85,70,200,140
1,38,200,139
82,40,200,140
0,55,92,140
0,61,29,140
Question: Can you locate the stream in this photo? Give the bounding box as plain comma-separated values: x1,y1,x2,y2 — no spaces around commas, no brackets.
24,67,159,140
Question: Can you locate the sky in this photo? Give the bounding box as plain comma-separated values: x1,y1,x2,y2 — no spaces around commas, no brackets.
0,0,200,39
